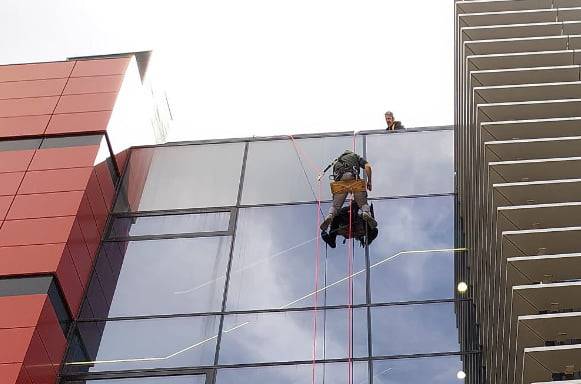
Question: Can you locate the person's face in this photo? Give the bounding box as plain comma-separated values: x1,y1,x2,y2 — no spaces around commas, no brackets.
385,114,394,126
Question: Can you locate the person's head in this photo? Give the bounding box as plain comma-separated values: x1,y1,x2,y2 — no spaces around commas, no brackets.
385,111,395,127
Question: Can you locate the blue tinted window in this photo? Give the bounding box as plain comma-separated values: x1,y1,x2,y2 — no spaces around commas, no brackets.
66,316,219,373
369,196,455,303
366,130,454,198
242,136,363,205
80,237,231,318
218,308,367,364
372,302,462,356
372,355,464,384
226,204,366,311
66,376,206,384
110,211,231,238
215,362,368,384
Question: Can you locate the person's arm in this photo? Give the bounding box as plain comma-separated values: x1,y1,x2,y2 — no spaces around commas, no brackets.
364,162,372,191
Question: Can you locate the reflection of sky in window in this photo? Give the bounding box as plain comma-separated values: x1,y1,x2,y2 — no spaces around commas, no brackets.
373,355,463,384
369,196,455,303
226,204,366,311
69,316,219,372
367,130,454,198
72,375,206,384
215,362,368,384
242,136,363,205
372,302,462,356
90,237,231,317
219,308,367,364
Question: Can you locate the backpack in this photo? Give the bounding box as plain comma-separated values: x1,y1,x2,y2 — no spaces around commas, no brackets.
333,151,361,179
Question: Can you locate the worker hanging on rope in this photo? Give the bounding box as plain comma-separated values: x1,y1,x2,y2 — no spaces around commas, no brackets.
319,149,378,246
321,200,379,248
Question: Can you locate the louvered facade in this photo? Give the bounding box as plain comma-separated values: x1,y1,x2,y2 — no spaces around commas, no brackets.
456,1,581,383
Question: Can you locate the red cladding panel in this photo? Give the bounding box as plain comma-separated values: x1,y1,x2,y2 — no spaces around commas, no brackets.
37,297,67,369
24,330,56,384
19,167,92,194
0,62,74,82
0,363,25,384
71,57,130,77
77,195,101,260
86,171,110,234
0,79,66,100
115,149,129,175
0,327,35,363
66,221,92,285
0,295,46,329
0,243,65,276
0,115,50,138
0,216,75,246
64,75,124,95
7,191,84,220
0,150,35,173
45,111,112,135
56,246,84,315
0,172,24,196
94,162,115,207
29,145,99,170
0,97,59,118
0,195,13,221
54,93,117,114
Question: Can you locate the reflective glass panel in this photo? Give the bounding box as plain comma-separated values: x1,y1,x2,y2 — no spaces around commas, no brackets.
67,376,206,384
218,308,367,364
109,211,231,238
371,302,462,356
369,196,455,303
366,130,454,198
242,136,363,205
372,355,463,384
66,316,219,372
80,237,231,318
226,204,366,311
216,362,368,384
114,143,245,212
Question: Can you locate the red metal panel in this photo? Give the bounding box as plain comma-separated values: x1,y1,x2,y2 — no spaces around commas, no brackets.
29,145,100,170
0,150,36,173
85,171,110,235
54,93,117,114
24,330,56,384
0,363,25,384
64,75,123,95
37,297,67,371
56,246,84,315
0,327,35,363
0,115,50,138
77,195,101,261
94,162,115,207
45,111,112,135
66,220,92,285
7,191,84,220
0,172,24,196
0,62,74,82
0,97,59,118
71,57,130,77
0,79,66,100
0,195,13,221
19,167,92,194
0,216,76,246
0,243,65,276
0,295,46,329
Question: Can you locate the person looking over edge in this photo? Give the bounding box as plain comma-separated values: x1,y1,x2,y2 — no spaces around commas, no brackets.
320,150,377,231
385,111,404,131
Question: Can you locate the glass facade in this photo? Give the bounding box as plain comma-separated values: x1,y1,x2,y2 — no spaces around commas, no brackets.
61,127,478,384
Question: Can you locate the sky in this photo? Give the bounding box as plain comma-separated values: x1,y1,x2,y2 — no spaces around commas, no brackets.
1,0,454,141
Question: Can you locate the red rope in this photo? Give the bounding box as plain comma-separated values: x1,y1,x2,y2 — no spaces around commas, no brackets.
288,135,321,384
347,132,356,384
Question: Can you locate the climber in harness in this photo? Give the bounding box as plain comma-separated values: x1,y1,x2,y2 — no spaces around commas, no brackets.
319,149,378,233
321,200,379,248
